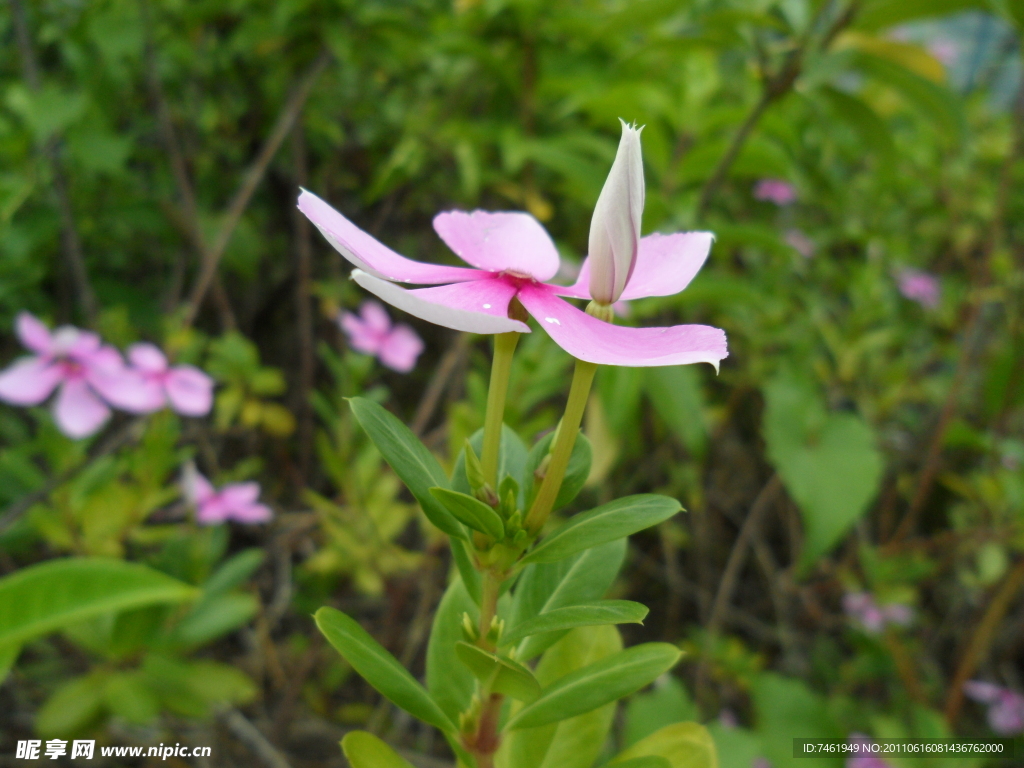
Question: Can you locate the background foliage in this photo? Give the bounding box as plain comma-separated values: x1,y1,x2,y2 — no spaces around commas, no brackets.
1,0,1023,765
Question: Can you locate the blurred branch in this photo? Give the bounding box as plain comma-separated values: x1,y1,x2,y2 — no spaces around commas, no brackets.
9,0,97,325
182,50,332,327
220,709,293,768
411,334,470,437
944,558,1024,725
695,1,859,219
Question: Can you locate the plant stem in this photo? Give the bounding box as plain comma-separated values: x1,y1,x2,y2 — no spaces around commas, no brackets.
524,359,598,535
477,570,501,649
481,332,520,488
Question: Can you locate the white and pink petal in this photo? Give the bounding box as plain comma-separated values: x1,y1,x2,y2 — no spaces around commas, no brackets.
53,379,111,438
517,284,727,369
298,190,482,285
351,271,529,335
16,312,53,355
0,358,63,405
165,366,214,416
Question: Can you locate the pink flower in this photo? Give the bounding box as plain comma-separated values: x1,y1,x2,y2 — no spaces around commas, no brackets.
182,465,272,525
754,179,797,205
964,681,1024,736
897,269,940,308
339,301,425,373
127,343,214,416
843,592,912,634
785,229,815,258
296,191,727,369
0,312,154,438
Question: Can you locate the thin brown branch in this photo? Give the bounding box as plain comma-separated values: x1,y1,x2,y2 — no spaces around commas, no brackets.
219,709,293,768
411,334,470,437
944,558,1024,725
10,0,97,325
183,51,331,327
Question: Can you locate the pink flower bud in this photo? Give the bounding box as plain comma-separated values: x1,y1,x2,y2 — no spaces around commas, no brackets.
588,119,644,305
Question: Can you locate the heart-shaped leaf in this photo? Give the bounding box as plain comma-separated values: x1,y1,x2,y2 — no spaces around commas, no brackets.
521,495,681,565
763,374,883,571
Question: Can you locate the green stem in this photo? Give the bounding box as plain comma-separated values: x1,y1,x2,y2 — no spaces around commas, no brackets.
481,332,520,489
477,570,501,649
524,358,598,534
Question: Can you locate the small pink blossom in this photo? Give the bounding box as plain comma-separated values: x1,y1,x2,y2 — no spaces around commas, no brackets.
897,269,940,308
785,229,815,258
127,343,214,416
964,681,1024,736
846,734,892,768
182,465,272,525
0,312,154,438
339,301,425,373
927,39,959,67
752,759,772,768
754,179,797,205
843,592,912,634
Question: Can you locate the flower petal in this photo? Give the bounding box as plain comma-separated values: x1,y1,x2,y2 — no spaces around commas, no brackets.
219,482,261,508
182,464,216,506
340,311,384,355
378,325,425,373
0,358,63,405
165,366,214,416
298,190,482,284
558,232,713,301
87,361,164,413
433,210,560,281
964,681,1004,704
360,300,393,334
518,284,727,369
196,498,229,525
16,312,52,355
128,343,169,373
53,379,111,438
351,271,530,334
230,503,273,524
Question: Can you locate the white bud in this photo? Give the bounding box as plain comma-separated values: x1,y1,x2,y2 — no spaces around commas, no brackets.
588,119,644,305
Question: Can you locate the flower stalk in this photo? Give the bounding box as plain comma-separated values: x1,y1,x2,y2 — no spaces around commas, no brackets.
481,331,520,489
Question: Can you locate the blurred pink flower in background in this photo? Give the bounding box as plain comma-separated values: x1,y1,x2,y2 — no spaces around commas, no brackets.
927,38,959,66
897,268,940,308
785,229,815,258
963,681,1024,736
0,312,153,438
182,465,272,525
751,759,772,768
754,179,797,205
843,592,913,634
127,343,214,416
846,734,892,768
339,300,425,373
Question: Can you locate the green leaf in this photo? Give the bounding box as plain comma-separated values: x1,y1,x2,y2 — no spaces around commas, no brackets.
512,539,627,660
455,642,541,702
611,723,718,768
500,600,648,648
521,495,682,565
453,425,529,506
763,374,883,571
497,625,622,768
36,673,106,736
341,731,416,768
202,548,264,597
427,577,478,723
752,672,842,768
644,367,708,458
315,606,455,734
0,558,195,649
612,759,672,768
103,671,160,725
430,487,504,539
525,430,593,510
167,592,258,648
818,86,896,166
855,0,987,31
0,643,19,686
624,676,700,747
451,536,483,605
349,397,465,539
505,643,682,730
